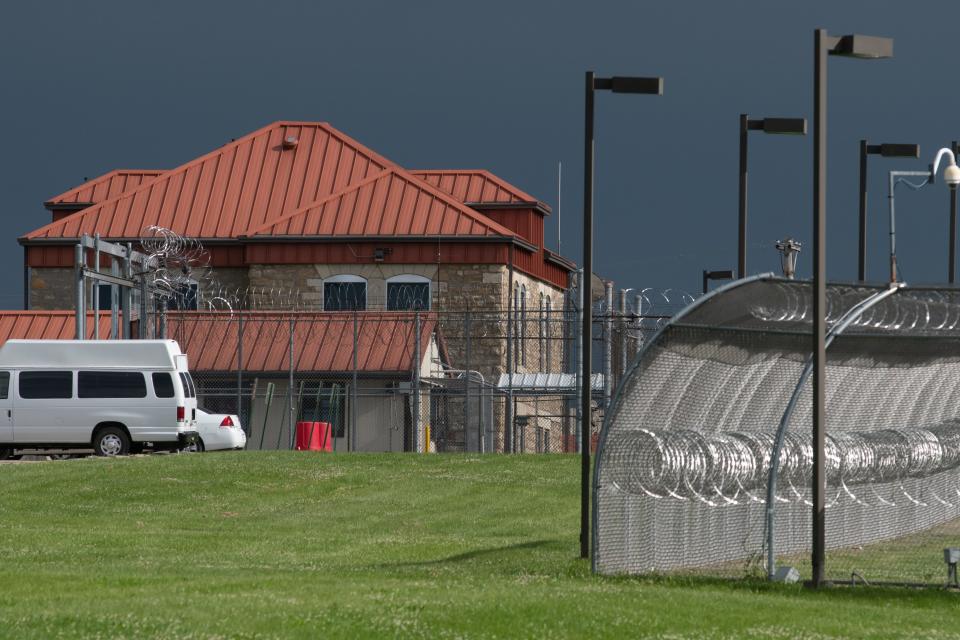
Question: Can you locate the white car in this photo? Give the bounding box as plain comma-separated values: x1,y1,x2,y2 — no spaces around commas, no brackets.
190,408,247,451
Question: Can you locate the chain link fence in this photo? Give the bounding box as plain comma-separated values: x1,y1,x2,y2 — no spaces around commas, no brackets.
163,293,675,455
595,277,960,587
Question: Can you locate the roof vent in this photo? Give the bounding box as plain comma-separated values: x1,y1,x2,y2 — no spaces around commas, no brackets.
282,135,299,149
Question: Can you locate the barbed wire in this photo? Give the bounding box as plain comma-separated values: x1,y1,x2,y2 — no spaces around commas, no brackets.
750,282,960,333
605,423,960,508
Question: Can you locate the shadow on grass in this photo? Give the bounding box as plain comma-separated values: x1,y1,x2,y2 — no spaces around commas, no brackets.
601,572,960,604
379,539,557,568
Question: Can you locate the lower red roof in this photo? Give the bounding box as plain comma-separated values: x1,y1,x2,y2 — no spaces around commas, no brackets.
0,311,436,374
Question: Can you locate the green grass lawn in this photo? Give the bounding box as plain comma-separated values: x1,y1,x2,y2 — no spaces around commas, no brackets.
1,453,959,639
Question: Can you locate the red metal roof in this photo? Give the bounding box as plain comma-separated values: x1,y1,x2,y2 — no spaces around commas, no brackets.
46,170,167,207
0,312,104,342
411,169,549,211
25,122,396,241
250,168,516,238
0,311,435,374
168,312,434,373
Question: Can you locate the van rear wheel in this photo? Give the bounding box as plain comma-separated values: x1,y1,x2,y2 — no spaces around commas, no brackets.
94,427,130,457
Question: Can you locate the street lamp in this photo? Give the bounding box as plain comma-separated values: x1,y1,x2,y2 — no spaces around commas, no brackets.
887,147,960,283
950,141,959,284
702,269,735,294
811,29,893,588
858,140,920,281
738,115,807,279
581,71,663,559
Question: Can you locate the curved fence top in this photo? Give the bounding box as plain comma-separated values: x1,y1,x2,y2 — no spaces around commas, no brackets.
594,276,960,579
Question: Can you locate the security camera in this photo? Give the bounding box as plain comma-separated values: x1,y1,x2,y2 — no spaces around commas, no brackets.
945,163,960,188
932,147,960,188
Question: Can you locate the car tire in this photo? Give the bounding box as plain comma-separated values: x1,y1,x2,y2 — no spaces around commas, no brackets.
183,438,205,453
93,427,130,457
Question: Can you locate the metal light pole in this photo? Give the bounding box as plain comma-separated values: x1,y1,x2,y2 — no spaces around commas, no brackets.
857,140,919,281
581,71,663,559
812,29,893,587
738,116,806,279
951,141,959,284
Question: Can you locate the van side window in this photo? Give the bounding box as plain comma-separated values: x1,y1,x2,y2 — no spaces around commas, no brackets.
78,371,147,399
0,372,9,399
152,373,175,398
20,371,72,399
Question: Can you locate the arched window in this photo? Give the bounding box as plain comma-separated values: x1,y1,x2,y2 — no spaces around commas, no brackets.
386,274,430,311
323,275,367,311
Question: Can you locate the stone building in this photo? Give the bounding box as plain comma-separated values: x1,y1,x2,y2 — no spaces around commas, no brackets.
19,121,578,451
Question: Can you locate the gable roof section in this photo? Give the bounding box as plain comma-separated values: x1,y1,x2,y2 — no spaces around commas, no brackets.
247,167,517,239
24,121,396,241
46,170,167,208
0,311,436,374
410,169,550,213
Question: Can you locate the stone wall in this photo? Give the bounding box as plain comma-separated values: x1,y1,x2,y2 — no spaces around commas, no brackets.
28,268,73,310
28,262,569,379
248,263,441,310
28,266,252,312
203,267,250,301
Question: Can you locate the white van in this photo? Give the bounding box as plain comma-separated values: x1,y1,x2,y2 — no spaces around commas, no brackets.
0,339,199,458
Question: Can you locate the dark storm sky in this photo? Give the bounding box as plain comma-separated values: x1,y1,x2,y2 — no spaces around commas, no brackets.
2,0,959,306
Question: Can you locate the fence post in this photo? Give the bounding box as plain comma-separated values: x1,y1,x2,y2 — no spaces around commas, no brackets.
110,257,119,339
352,310,359,452
619,290,628,384
121,243,132,340
93,233,100,339
237,309,244,430
546,299,553,373
139,258,148,339
75,242,85,340
288,315,295,450
413,311,422,453
574,269,583,454
604,280,613,411
465,311,473,452
158,299,167,339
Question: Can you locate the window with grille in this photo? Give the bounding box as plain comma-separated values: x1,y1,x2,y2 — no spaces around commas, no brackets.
323,276,367,311
386,275,430,311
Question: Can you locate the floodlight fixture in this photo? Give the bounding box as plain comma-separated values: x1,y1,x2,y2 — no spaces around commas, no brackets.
859,140,921,280
702,269,734,294
828,34,894,59
738,115,807,278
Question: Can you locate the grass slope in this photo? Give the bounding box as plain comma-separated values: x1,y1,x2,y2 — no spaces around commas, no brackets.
0,453,958,639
